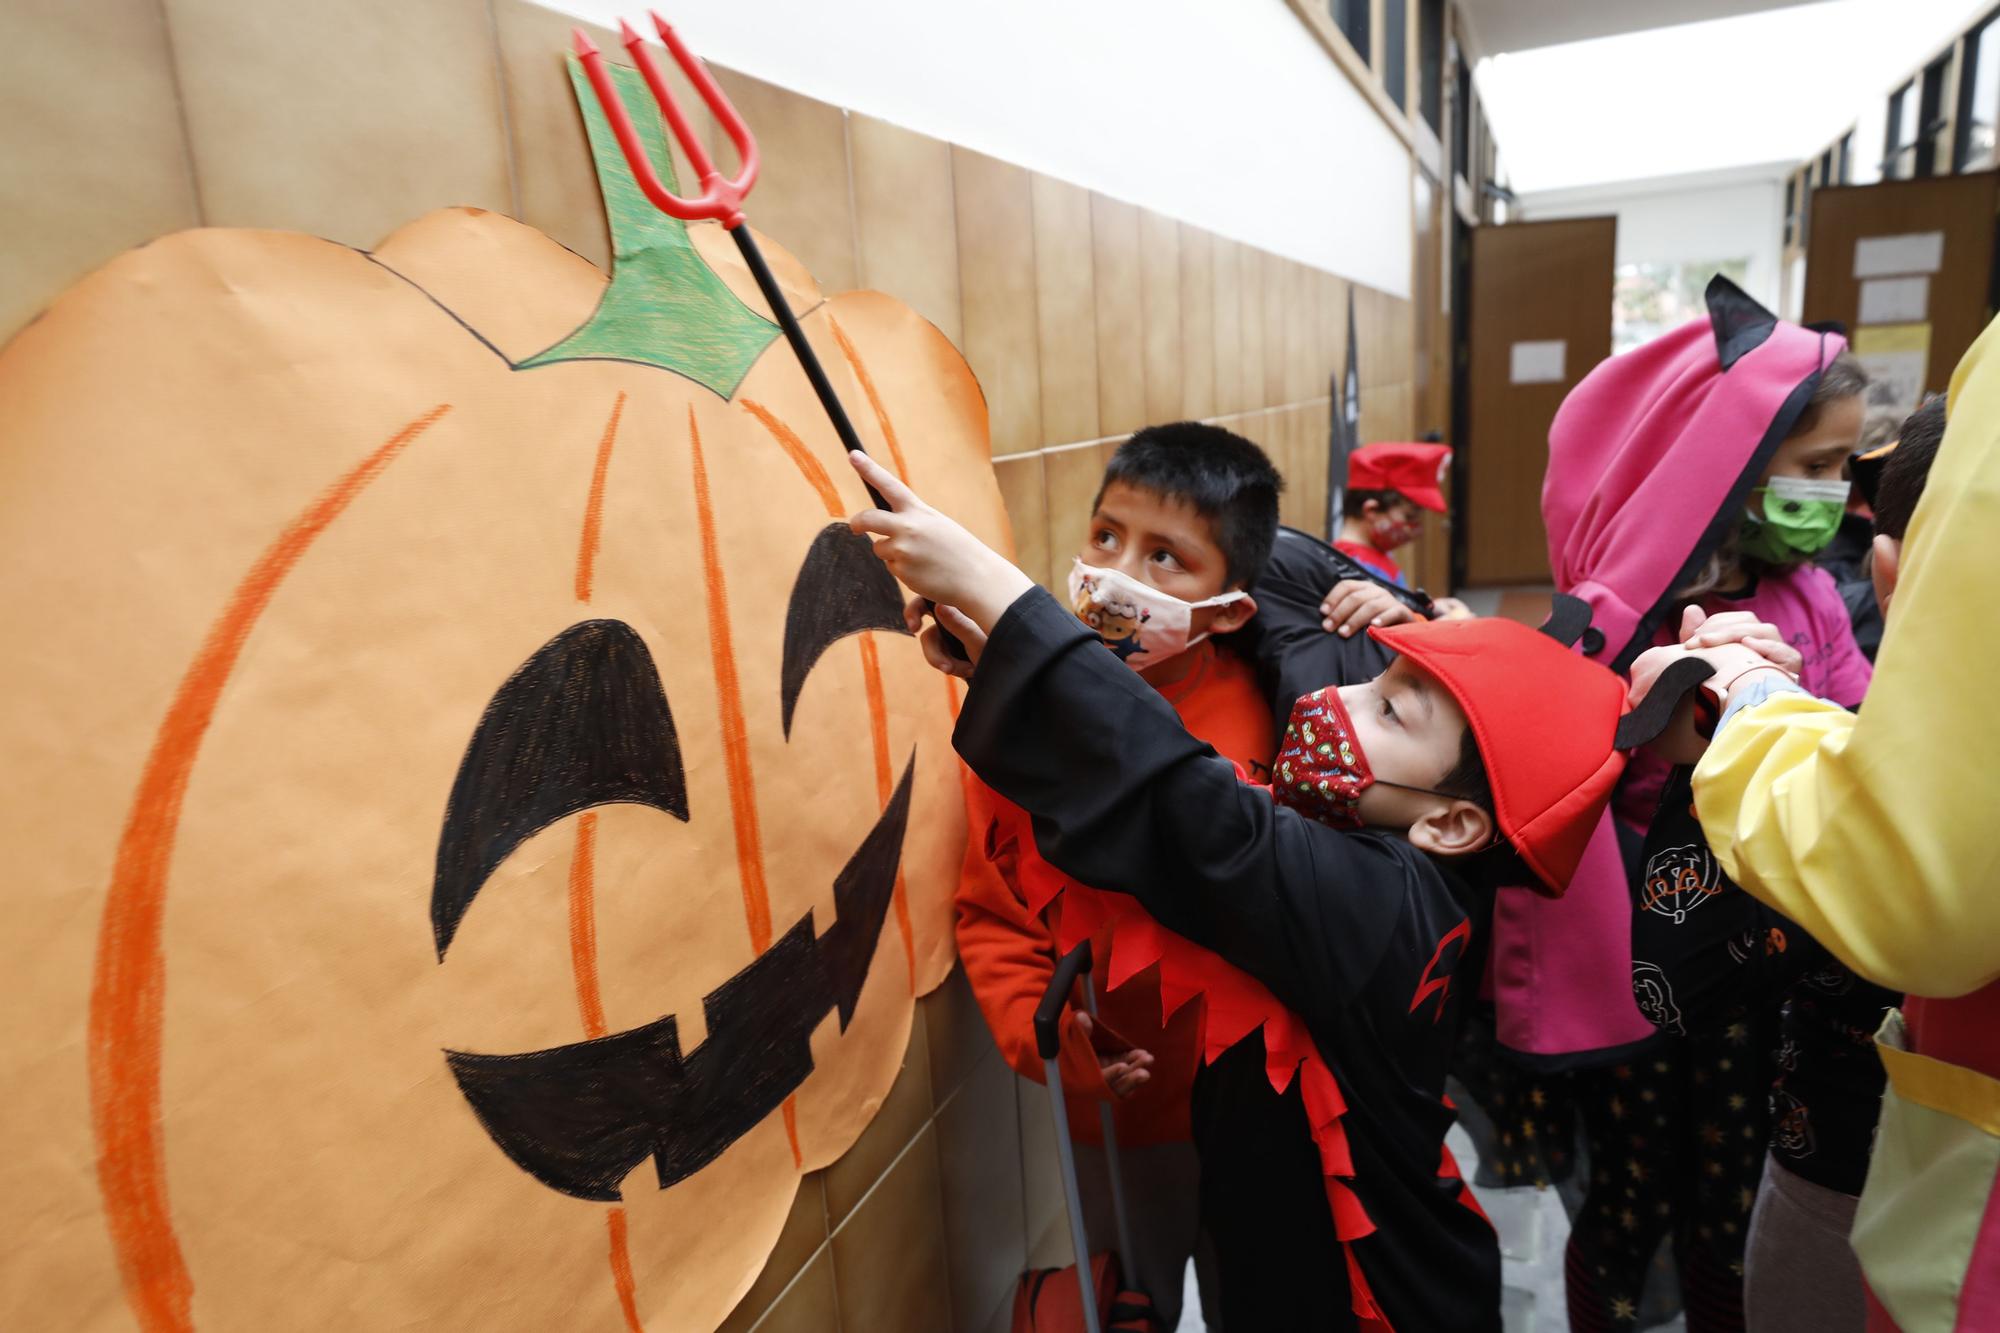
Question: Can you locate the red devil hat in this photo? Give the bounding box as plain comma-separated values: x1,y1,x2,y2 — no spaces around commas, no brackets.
1367,599,1692,895
1347,441,1452,512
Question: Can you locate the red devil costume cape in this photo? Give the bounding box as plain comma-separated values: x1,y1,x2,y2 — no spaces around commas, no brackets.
953,587,1694,1329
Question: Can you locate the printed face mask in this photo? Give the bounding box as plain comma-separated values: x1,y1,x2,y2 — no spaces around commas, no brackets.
1067,559,1246,670
1737,475,1851,563
1270,685,1476,831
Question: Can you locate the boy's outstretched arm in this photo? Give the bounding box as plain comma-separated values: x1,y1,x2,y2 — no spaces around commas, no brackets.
850,454,1406,1016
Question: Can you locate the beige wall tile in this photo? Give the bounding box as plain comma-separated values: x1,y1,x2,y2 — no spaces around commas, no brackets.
739,1248,839,1333
716,1177,829,1333
1179,225,1217,421
1298,399,1334,539
954,147,1043,457
1261,250,1289,408
1031,175,1101,447
1211,238,1245,415
1044,443,1105,591
1288,261,1318,403
2,0,200,338
1016,1077,1066,1255
993,452,1052,592
1139,209,1182,424
937,1054,1027,1333
831,1125,953,1333
492,0,715,271
1238,245,1267,414
824,1008,933,1225
924,963,1000,1109
165,0,512,247
850,114,962,346
1090,194,1146,436
706,67,857,293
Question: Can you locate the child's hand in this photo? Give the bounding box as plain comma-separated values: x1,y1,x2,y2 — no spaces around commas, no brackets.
1676,605,1802,680
902,594,983,679
848,452,1035,633
1075,1012,1153,1099
1429,596,1475,621
1321,578,1421,637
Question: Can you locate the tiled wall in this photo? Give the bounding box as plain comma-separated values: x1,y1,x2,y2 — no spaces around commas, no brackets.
2,3,1424,1329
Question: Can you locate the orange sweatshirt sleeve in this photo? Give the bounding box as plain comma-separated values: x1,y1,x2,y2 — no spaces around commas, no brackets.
954,777,1112,1100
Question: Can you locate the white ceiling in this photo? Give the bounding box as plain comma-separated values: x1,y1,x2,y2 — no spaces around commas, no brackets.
1477,0,1991,191
1458,0,1827,56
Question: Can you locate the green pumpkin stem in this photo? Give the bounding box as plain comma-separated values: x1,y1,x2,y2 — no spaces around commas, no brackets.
517,59,776,396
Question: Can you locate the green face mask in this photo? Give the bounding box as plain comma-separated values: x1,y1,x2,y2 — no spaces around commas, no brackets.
1736,475,1851,563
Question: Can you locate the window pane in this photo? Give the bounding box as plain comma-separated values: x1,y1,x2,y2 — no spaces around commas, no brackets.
1332,0,1371,68
1383,0,1408,109
1958,17,2000,168
1418,0,1444,131
1839,131,1855,182
1452,40,1471,180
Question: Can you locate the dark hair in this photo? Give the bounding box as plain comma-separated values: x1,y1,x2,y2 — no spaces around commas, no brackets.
1341,487,1412,520
1873,394,1947,541
1789,354,1869,437
1434,723,1492,811
1096,422,1283,587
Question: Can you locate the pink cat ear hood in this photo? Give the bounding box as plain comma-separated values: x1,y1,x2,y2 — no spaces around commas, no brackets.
1541,276,1847,670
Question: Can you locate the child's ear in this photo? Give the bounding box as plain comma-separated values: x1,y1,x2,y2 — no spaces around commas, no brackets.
1359,498,1384,521
1871,533,1901,615
1208,591,1258,635
1406,800,1494,859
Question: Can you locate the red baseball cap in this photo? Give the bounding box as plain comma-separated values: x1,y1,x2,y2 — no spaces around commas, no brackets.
1348,442,1452,513
1370,616,1628,896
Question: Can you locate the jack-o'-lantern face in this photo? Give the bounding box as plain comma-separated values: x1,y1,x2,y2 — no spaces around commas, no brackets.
0,62,1005,1332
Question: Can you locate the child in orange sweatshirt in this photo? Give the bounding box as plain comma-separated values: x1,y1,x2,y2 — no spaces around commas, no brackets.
955,422,1281,1324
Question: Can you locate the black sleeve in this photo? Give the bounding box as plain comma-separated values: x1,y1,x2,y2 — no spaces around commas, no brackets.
1628,766,1843,1035
1233,527,1410,719
955,587,1419,1018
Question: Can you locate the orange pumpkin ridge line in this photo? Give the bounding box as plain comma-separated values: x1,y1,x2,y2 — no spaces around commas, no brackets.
827,316,913,481
87,402,452,1333
736,398,843,519
686,405,774,954
606,1207,645,1333
857,634,917,989
575,392,628,603
567,813,609,1039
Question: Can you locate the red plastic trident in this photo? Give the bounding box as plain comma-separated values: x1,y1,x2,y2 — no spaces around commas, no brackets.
574,15,759,228
573,15,968,658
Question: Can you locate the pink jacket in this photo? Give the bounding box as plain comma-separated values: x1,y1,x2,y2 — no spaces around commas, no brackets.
1493,278,1849,1061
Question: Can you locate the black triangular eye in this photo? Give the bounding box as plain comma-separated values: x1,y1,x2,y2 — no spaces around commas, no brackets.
780,523,911,738
433,620,688,960
1708,274,1780,371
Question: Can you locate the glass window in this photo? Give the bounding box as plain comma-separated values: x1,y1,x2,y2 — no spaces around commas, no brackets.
1332,0,1371,68
1819,148,1835,184
1383,0,1408,110
1418,0,1444,132
1839,130,1855,182
1957,12,2000,169
1784,176,1798,247
1615,259,1752,354
1452,39,1471,182
1916,54,1949,176
1885,80,1919,178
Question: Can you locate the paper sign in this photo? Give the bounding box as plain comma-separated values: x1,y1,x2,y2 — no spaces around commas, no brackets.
1510,339,1567,384
1853,231,1944,278
1852,322,1932,412
1858,275,1929,324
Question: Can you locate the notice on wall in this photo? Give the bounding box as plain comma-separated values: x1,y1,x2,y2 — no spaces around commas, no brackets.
1852,322,1932,413
1509,339,1567,384
1853,231,1945,279
1858,275,1929,325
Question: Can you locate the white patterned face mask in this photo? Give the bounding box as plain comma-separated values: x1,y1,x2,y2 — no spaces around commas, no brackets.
1066,559,1247,671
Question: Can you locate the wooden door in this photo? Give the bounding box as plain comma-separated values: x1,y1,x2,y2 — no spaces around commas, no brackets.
1804,171,2000,407
1464,217,1615,585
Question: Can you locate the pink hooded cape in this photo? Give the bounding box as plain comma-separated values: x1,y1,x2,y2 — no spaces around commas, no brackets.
1491,277,1847,1061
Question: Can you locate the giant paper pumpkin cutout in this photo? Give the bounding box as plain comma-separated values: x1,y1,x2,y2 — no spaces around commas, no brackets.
0,61,1006,1331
